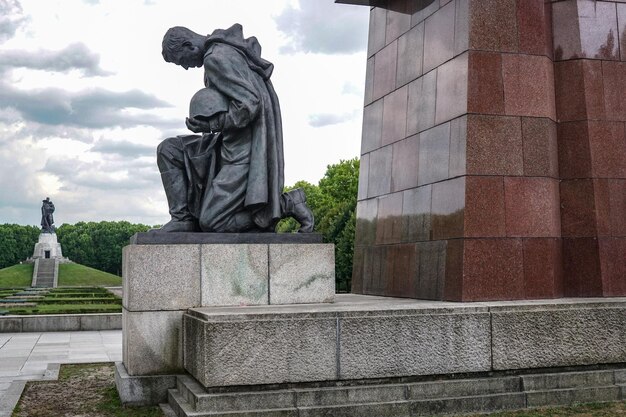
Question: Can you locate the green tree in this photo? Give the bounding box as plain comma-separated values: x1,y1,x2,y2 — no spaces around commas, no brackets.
0,224,40,269
57,221,151,276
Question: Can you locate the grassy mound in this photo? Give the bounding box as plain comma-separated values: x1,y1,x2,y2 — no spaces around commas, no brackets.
0,262,121,288
0,264,33,287
58,263,121,287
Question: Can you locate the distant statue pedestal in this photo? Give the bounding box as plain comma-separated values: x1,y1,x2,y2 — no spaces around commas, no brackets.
32,233,63,260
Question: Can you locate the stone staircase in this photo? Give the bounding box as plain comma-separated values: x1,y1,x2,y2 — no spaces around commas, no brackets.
162,368,626,417
33,259,56,288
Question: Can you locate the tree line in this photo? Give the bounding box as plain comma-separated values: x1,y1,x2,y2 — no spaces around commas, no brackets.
0,158,359,290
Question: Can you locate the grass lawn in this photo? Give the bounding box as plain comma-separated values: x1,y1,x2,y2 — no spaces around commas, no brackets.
0,264,33,287
13,363,163,417
58,263,121,286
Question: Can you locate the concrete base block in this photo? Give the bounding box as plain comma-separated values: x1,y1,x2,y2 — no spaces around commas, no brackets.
269,244,335,304
123,309,183,375
184,312,337,387
114,362,177,406
201,244,268,306
491,304,626,370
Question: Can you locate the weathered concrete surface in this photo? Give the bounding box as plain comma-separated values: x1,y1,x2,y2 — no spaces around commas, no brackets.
184,296,626,389
269,244,335,305
123,309,183,376
184,313,337,387
201,244,268,306
491,305,626,370
0,313,122,333
123,244,201,311
114,362,177,406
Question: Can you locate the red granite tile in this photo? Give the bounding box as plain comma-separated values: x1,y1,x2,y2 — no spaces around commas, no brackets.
382,246,396,296
376,192,404,245
355,198,379,247
423,0,455,73
591,178,626,238
599,237,626,296
522,117,559,178
466,115,523,176
562,237,603,297
555,61,587,122
560,179,598,238
416,240,446,300
582,60,607,120
517,0,550,56
523,238,563,299
367,145,392,198
448,116,467,178
468,51,504,115
464,176,506,238
358,153,369,201
617,4,626,61
454,0,469,55
402,185,432,242
392,134,419,192
543,2,554,61
609,179,626,236
382,85,408,146
406,70,437,136
469,0,518,52
435,52,468,125
594,179,612,237
577,0,619,60
462,238,524,301
390,244,418,297
588,120,626,178
361,99,383,154
551,0,581,61
502,54,555,120
602,60,626,122
368,7,387,57
418,122,450,185
443,239,464,301
504,177,561,238
431,176,465,240
386,7,412,45
364,57,374,106
373,41,398,101
557,121,592,180
397,23,424,87
351,247,365,294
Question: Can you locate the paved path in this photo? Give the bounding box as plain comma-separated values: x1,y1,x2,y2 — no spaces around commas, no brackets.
0,330,122,417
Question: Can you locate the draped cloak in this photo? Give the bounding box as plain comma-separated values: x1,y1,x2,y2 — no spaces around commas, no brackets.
180,24,284,231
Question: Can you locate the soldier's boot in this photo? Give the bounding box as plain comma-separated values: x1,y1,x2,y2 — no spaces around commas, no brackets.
281,188,314,233
153,170,198,233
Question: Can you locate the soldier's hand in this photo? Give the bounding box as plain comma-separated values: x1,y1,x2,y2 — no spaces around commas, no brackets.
185,117,213,133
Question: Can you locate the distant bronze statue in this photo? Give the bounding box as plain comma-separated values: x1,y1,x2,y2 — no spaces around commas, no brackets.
41,197,55,233
155,24,314,233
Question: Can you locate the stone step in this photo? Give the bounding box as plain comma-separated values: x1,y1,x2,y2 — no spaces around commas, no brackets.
526,385,621,408
522,370,616,391
168,369,626,417
409,392,526,416
176,374,523,413
168,389,297,417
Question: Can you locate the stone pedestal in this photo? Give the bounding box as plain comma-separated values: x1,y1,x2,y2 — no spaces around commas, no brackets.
181,295,626,401
119,232,335,395
31,233,63,259
348,0,625,301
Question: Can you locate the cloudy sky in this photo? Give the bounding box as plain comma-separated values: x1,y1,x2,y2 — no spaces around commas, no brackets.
0,0,369,227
